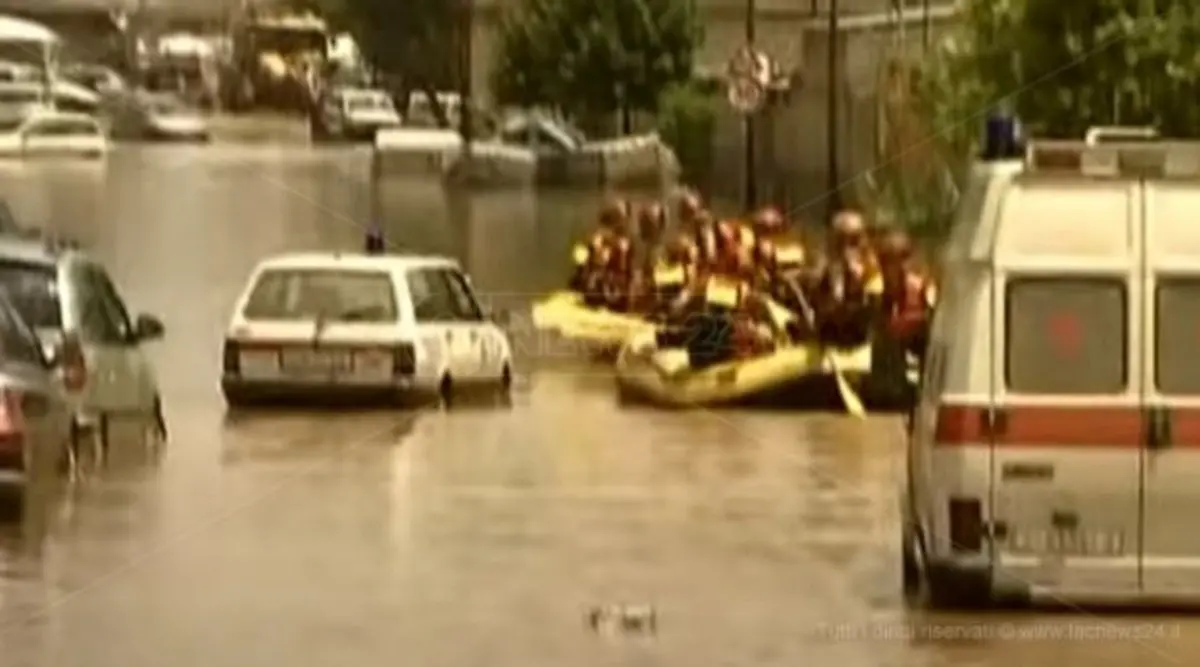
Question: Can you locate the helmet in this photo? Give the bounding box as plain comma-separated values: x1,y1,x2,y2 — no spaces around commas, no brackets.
599,196,628,227
831,210,867,243
752,207,784,233
364,224,385,254
677,188,703,222
876,229,914,260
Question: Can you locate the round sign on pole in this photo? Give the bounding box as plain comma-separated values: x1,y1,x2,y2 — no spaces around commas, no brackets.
727,77,764,114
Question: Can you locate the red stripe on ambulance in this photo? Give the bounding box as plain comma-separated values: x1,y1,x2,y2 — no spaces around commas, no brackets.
934,404,1142,448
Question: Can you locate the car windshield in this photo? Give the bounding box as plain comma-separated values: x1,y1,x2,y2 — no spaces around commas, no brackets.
0,293,46,368
0,261,61,330
241,269,398,322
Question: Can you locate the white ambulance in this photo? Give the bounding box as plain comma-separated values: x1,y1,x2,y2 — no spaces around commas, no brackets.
905,124,1200,607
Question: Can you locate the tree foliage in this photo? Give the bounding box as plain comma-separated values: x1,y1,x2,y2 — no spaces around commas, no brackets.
491,0,702,122
878,0,1200,239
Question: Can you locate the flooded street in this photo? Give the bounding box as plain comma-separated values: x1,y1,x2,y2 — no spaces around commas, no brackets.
0,145,1192,666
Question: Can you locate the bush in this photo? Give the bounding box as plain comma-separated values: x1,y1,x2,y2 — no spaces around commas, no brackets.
657,83,718,185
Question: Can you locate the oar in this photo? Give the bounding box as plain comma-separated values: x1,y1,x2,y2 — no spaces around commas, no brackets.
784,276,866,418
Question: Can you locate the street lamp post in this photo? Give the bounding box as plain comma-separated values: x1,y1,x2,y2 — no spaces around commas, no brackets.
826,0,840,217
743,0,757,211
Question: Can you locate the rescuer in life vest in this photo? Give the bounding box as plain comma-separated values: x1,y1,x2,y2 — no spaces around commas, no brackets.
601,203,635,312
648,236,698,321
876,229,935,358
726,253,782,358
570,197,630,307
812,209,877,346
626,202,668,313
712,216,746,276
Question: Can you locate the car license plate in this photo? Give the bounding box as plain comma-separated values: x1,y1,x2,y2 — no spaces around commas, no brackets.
281,349,351,375
1005,528,1126,557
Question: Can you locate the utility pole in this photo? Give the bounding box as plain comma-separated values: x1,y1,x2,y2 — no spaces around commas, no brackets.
826,0,840,218
458,0,475,156
922,0,931,50
743,0,757,212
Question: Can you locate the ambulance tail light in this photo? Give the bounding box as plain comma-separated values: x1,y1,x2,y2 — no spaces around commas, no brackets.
948,497,983,553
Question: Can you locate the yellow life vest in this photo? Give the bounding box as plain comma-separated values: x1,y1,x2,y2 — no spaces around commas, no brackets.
654,264,686,286
764,297,796,331
865,274,884,296
738,225,755,248
706,278,740,308
572,243,589,266
775,243,805,266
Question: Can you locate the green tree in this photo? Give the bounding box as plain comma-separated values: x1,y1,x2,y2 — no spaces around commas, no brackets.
492,0,702,134
878,0,1200,239
297,0,460,126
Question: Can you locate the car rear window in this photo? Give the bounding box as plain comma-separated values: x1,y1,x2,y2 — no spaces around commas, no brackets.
0,261,60,329
0,294,46,368
241,269,398,322
1005,277,1127,394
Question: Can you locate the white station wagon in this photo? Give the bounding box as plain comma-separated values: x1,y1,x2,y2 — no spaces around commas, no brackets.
221,252,514,406
0,110,107,159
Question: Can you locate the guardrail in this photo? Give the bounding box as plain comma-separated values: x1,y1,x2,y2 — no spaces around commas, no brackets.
373,129,678,188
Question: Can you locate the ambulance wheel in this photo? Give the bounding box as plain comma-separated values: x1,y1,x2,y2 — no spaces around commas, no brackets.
901,522,921,598
925,565,990,610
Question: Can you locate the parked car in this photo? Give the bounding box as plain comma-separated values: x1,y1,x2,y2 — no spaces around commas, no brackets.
222,251,512,406
0,287,74,503
110,92,209,142
61,63,127,97
0,233,166,457
0,111,107,159
310,87,400,142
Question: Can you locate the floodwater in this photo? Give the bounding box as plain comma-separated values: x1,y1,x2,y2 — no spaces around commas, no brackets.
0,144,1191,666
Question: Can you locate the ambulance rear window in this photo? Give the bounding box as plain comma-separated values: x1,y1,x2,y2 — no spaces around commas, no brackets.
1155,278,1200,394
1005,278,1126,394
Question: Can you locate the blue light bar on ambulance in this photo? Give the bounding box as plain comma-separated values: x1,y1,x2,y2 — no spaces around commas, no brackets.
1025,140,1200,178
981,112,1023,160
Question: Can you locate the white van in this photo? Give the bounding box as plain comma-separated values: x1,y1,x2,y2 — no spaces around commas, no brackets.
905,125,1200,607
221,252,513,407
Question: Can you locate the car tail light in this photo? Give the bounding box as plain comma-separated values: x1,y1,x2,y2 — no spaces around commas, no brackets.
61,336,86,392
223,339,240,375
393,343,415,376
948,497,984,553
0,389,26,470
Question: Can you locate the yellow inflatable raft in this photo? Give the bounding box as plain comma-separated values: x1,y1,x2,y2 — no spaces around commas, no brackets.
614,330,919,409
531,291,657,351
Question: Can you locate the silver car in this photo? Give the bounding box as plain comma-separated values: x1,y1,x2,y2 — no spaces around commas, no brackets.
110,92,210,142
0,235,167,458
0,289,73,504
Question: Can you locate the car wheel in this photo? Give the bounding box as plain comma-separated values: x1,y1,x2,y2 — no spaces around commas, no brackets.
439,374,453,407
500,364,512,391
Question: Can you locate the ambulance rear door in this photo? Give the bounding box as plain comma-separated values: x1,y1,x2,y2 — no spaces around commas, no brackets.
990,178,1142,595
1140,180,1200,595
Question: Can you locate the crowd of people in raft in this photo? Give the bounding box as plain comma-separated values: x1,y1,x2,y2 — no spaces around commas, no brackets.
568,189,937,369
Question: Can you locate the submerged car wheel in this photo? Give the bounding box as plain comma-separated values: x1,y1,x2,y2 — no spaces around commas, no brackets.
500,364,512,391
439,375,453,406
